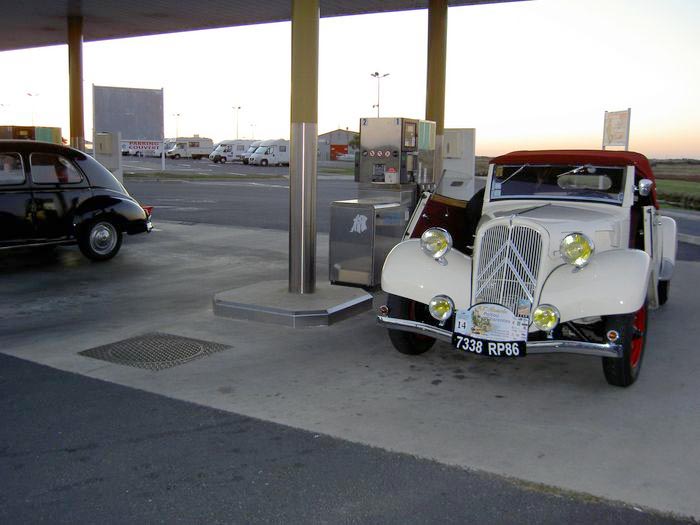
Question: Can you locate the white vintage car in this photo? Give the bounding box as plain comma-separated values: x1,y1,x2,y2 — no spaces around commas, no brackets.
378,150,677,387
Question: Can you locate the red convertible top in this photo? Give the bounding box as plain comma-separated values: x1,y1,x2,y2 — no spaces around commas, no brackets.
490,149,658,207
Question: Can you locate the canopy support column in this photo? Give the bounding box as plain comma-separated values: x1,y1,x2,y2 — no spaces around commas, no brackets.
425,0,448,180
68,16,85,151
289,0,319,294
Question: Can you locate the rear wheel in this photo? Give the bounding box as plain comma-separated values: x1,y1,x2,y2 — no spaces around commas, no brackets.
78,219,122,262
602,303,648,387
386,294,436,355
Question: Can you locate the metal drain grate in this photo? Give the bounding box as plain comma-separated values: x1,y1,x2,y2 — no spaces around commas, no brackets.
79,333,231,371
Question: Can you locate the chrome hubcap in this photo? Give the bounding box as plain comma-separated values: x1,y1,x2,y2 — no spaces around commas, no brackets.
90,222,117,255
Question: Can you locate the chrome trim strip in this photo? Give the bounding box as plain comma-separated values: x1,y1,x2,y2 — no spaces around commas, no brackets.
377,316,623,358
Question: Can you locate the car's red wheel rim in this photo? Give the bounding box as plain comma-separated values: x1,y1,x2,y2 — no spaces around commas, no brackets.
630,305,647,368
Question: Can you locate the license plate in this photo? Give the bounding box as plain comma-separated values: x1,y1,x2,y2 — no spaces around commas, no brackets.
452,334,526,357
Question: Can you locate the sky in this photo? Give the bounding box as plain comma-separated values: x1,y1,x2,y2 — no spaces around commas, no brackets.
0,0,698,158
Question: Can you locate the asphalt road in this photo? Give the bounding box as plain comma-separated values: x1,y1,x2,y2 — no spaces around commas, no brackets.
0,352,687,524
126,178,357,233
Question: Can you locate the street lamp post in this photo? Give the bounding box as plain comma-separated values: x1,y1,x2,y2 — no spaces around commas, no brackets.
172,113,181,138
233,106,241,140
370,72,389,118
27,92,39,126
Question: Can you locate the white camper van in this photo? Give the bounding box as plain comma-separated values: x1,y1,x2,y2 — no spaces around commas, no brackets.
248,139,290,166
241,141,262,165
165,137,214,160
209,139,255,163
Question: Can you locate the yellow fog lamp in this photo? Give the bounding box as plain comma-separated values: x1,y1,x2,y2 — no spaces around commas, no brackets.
428,295,454,323
420,228,453,260
532,304,560,332
560,233,594,268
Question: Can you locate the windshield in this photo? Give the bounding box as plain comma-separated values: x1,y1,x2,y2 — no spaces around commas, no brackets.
254,146,268,154
490,164,626,204
245,146,257,154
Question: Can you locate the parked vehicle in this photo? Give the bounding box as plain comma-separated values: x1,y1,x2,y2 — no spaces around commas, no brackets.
165,137,214,160
248,139,290,166
209,139,255,164
241,141,262,165
378,150,677,387
336,152,356,162
0,140,152,261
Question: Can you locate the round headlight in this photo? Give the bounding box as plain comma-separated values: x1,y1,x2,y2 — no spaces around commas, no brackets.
560,233,594,268
428,295,454,322
532,304,560,332
420,228,453,259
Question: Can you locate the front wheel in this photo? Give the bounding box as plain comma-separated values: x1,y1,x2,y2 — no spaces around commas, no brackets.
602,303,648,387
78,219,123,262
260,159,268,167
220,157,226,164
386,294,436,355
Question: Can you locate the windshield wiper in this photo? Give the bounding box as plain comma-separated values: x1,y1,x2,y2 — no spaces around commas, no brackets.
499,164,529,184
556,164,595,178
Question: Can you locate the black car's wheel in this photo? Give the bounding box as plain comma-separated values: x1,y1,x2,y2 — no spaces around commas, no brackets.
260,159,268,167
79,219,123,262
602,303,648,387
658,280,670,306
386,294,436,355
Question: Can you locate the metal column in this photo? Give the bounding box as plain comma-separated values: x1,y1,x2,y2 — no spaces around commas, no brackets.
68,16,85,151
289,0,319,294
425,0,448,180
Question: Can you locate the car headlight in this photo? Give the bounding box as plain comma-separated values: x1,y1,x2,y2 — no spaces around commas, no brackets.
532,304,560,332
428,295,454,322
420,228,452,259
560,233,594,268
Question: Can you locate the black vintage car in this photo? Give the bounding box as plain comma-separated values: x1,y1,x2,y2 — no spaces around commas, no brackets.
0,140,152,261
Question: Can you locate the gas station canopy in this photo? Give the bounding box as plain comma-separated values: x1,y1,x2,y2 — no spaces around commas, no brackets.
0,0,520,52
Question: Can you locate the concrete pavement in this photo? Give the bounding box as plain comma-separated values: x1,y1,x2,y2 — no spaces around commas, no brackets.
1,220,699,520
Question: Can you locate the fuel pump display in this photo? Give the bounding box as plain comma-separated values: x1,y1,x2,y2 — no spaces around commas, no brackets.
357,117,436,193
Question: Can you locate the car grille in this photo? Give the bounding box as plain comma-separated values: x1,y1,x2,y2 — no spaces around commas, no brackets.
473,223,543,314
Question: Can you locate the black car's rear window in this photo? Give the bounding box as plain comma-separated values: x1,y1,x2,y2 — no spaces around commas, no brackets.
30,153,83,184
0,153,25,185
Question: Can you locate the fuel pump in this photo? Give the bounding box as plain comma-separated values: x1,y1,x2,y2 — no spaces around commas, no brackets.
330,117,436,287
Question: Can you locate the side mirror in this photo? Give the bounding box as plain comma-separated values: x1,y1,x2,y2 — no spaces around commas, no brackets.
638,178,654,197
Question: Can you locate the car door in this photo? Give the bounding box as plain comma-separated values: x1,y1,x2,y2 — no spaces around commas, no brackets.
0,151,35,245
29,152,92,240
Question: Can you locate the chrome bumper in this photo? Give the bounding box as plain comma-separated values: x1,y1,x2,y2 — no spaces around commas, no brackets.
377,315,623,359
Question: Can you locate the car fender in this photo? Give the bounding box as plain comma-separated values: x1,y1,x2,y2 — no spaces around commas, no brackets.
73,194,147,233
538,249,651,322
381,239,472,309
